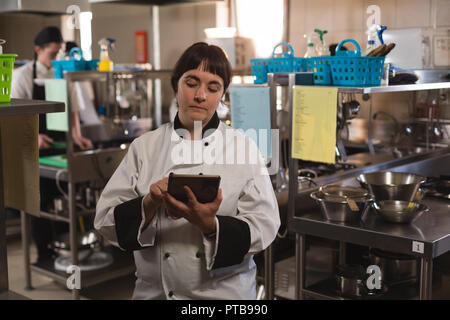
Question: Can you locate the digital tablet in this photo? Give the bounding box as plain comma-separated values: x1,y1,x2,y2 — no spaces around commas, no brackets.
168,173,221,204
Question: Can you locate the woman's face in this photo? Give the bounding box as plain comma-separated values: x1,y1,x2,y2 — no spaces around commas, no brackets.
176,65,224,128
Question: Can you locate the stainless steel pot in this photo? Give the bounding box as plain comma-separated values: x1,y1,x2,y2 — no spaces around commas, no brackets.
335,264,367,297
311,186,374,222
369,248,419,286
51,231,101,258
357,171,426,202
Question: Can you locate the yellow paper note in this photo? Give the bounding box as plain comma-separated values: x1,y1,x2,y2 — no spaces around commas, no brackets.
0,114,40,216
291,86,338,164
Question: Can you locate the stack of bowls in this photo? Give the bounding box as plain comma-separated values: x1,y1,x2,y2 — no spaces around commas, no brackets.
356,171,429,224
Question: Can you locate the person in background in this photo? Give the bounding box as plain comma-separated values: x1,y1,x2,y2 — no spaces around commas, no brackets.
10,26,93,262
11,26,92,150
95,42,280,299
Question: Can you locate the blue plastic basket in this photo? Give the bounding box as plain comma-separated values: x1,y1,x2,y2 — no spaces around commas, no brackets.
250,42,331,85
326,39,385,86
308,57,332,85
250,58,269,84
52,47,99,79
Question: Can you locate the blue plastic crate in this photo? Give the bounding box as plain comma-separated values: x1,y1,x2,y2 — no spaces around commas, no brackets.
250,58,269,84
325,39,385,86
52,47,99,79
250,42,331,85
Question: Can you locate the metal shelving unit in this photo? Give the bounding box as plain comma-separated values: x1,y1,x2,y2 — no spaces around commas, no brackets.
284,77,450,300
0,99,65,300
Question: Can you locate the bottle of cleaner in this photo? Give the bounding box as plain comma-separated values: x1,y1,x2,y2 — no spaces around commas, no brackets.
98,38,115,71
303,32,317,58
376,25,387,45
314,29,330,56
364,24,378,56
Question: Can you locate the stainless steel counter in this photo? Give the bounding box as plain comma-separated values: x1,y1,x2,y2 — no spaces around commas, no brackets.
290,196,450,259
287,147,450,300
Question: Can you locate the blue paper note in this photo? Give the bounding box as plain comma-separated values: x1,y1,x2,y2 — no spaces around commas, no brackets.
229,86,272,159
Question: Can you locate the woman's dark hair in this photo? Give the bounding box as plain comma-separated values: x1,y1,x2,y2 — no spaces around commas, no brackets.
171,42,232,94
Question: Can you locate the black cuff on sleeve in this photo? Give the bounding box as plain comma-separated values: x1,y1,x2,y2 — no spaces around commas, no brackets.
212,216,251,269
114,196,145,251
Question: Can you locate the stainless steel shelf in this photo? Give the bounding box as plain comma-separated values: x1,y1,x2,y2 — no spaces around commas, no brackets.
30,246,135,289
65,69,173,82
304,278,420,300
267,72,450,92
330,81,450,94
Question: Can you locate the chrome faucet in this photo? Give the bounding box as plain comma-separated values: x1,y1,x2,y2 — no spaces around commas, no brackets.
373,111,400,145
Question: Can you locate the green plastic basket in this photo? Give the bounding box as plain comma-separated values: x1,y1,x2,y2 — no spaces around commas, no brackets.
0,54,17,103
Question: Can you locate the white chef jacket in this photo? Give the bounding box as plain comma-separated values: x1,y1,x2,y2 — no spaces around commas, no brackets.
95,113,280,300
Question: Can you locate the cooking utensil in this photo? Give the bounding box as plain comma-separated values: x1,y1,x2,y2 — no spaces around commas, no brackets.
320,185,369,211
335,264,367,297
311,187,374,222
51,230,101,258
381,43,396,56
367,44,386,57
357,171,426,203
334,264,387,298
374,200,429,224
369,248,419,286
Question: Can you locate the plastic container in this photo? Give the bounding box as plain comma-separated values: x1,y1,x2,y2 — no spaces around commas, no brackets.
326,39,385,86
250,42,329,85
0,39,17,103
52,47,99,79
0,54,17,103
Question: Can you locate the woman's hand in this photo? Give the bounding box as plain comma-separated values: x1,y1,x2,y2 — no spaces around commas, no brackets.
163,186,222,235
143,178,169,226
38,134,53,149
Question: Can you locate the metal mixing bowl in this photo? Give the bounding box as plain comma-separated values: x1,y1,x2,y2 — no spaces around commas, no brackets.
374,200,429,224
311,187,374,222
357,171,426,202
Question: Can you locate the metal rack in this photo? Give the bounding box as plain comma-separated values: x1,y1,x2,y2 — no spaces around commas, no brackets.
0,99,65,300
283,77,450,300
20,70,172,300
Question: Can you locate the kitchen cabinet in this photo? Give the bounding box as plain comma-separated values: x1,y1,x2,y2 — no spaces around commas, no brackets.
281,75,450,300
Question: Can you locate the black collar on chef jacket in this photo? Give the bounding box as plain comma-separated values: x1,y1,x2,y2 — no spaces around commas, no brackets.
174,111,220,139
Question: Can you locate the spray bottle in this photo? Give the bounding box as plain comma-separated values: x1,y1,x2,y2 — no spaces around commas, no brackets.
314,29,330,56
98,38,116,71
303,32,317,58
376,25,387,45
365,24,387,55
365,24,378,56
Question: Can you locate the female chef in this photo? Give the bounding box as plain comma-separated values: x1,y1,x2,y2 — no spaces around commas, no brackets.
95,42,280,300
